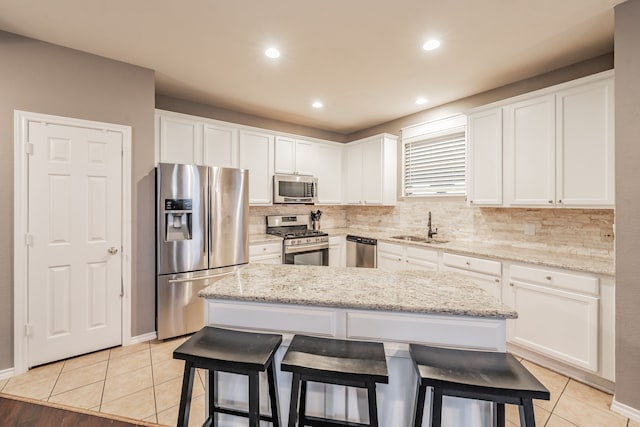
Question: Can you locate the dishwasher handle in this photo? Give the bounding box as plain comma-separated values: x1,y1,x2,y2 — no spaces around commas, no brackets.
346,235,377,245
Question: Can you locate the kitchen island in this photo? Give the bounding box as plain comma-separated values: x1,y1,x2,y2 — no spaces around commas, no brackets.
199,264,517,426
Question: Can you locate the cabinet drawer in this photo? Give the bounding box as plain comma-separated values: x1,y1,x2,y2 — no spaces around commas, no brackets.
406,246,439,263
378,241,403,256
249,242,281,257
509,264,598,295
442,253,501,276
208,301,337,337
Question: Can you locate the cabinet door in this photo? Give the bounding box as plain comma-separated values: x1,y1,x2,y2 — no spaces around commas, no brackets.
361,140,383,204
203,123,238,168
328,236,345,267
405,246,439,272
556,77,614,207
442,266,502,301
316,143,343,204
344,143,363,204
274,136,296,174
503,95,555,206
294,139,317,176
467,108,503,206
504,280,598,371
158,114,203,164
239,130,275,205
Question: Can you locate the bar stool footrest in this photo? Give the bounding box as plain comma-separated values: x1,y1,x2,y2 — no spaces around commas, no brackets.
212,404,276,422
303,414,376,427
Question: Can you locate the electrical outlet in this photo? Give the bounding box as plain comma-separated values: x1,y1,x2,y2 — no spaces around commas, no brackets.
524,223,536,236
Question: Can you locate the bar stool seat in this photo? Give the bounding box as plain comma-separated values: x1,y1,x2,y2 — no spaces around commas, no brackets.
409,344,550,427
173,326,283,427
281,334,389,427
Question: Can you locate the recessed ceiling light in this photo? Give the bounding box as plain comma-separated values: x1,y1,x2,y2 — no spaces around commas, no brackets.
422,39,441,51
265,47,281,59
416,97,428,105
312,101,323,109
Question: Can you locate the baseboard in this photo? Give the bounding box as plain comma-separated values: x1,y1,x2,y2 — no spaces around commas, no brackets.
611,399,640,422
0,368,14,380
128,331,157,345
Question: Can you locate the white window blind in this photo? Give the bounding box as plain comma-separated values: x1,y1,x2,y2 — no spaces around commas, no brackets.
403,124,466,197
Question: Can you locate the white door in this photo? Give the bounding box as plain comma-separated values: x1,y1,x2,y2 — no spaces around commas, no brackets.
27,121,123,367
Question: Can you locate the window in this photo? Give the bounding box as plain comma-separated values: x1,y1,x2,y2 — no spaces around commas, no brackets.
402,115,467,197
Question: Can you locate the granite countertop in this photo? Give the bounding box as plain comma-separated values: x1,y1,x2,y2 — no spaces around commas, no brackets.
199,263,517,319
322,228,614,276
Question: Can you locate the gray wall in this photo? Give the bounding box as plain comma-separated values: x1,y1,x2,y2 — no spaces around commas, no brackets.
615,0,640,411
156,94,348,142
0,31,156,370
348,53,614,141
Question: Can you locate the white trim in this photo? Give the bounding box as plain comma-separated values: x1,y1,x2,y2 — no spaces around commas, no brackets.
611,399,640,422
13,110,133,373
0,367,15,380
129,331,158,345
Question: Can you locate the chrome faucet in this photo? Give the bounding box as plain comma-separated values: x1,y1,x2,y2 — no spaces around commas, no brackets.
427,211,438,239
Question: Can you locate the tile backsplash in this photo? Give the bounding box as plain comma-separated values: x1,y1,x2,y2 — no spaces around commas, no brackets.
250,198,614,259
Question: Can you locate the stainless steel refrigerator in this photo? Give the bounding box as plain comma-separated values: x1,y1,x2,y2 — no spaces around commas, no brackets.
156,163,248,340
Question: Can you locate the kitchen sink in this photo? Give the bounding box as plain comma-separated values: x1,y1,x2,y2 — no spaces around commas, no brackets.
390,235,449,244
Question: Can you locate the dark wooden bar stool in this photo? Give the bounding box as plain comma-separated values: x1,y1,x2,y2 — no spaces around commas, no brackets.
173,326,283,427
409,344,550,427
281,335,389,427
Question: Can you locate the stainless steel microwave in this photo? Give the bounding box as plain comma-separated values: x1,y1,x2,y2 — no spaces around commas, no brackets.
273,174,318,204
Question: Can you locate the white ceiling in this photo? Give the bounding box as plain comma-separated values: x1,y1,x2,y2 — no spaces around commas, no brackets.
0,0,624,134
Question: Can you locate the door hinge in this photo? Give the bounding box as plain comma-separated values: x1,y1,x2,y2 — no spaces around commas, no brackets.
25,142,34,155
25,234,34,247
25,324,33,338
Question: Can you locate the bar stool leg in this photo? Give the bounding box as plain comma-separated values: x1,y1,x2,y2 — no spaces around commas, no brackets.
366,382,379,427
208,370,217,427
248,372,260,427
177,362,195,427
288,372,301,427
299,380,308,425
519,398,536,427
267,363,281,427
493,402,505,427
412,383,426,427
431,388,443,427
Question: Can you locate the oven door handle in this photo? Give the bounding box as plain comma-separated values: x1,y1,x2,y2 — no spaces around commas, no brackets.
284,242,329,255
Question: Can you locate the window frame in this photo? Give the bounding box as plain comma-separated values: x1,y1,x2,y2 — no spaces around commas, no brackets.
401,114,467,198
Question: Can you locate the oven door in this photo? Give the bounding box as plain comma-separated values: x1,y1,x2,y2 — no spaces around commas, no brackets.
283,244,329,266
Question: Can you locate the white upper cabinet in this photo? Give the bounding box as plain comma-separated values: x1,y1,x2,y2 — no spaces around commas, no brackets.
466,70,614,208
156,113,203,164
315,142,343,204
203,122,238,168
274,137,316,175
555,77,614,207
503,94,556,207
239,130,275,205
344,134,397,205
466,108,503,206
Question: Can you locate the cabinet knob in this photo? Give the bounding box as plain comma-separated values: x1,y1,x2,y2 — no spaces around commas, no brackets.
548,200,553,204
545,276,552,280
469,200,474,204
466,261,471,266
494,279,500,283
509,283,514,287
558,200,562,204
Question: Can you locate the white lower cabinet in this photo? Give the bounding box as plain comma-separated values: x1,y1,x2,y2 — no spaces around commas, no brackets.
503,264,599,372
441,253,502,301
329,235,345,267
377,242,438,272
249,242,282,264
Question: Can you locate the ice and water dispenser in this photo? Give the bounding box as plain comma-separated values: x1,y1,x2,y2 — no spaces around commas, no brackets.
163,199,193,241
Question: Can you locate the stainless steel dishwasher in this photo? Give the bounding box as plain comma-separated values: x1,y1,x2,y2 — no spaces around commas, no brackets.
346,235,377,268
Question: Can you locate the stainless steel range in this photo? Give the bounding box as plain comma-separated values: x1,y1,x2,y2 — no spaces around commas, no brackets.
266,214,329,266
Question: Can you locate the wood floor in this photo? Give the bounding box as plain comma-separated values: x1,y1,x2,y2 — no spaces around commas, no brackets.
0,394,158,427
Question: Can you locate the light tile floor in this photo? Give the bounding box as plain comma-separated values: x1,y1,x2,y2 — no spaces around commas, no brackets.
0,338,636,427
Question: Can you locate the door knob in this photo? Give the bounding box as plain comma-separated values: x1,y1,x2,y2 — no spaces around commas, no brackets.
108,247,119,255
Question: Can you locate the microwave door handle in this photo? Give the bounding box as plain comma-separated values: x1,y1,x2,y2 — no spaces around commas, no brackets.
312,181,317,198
